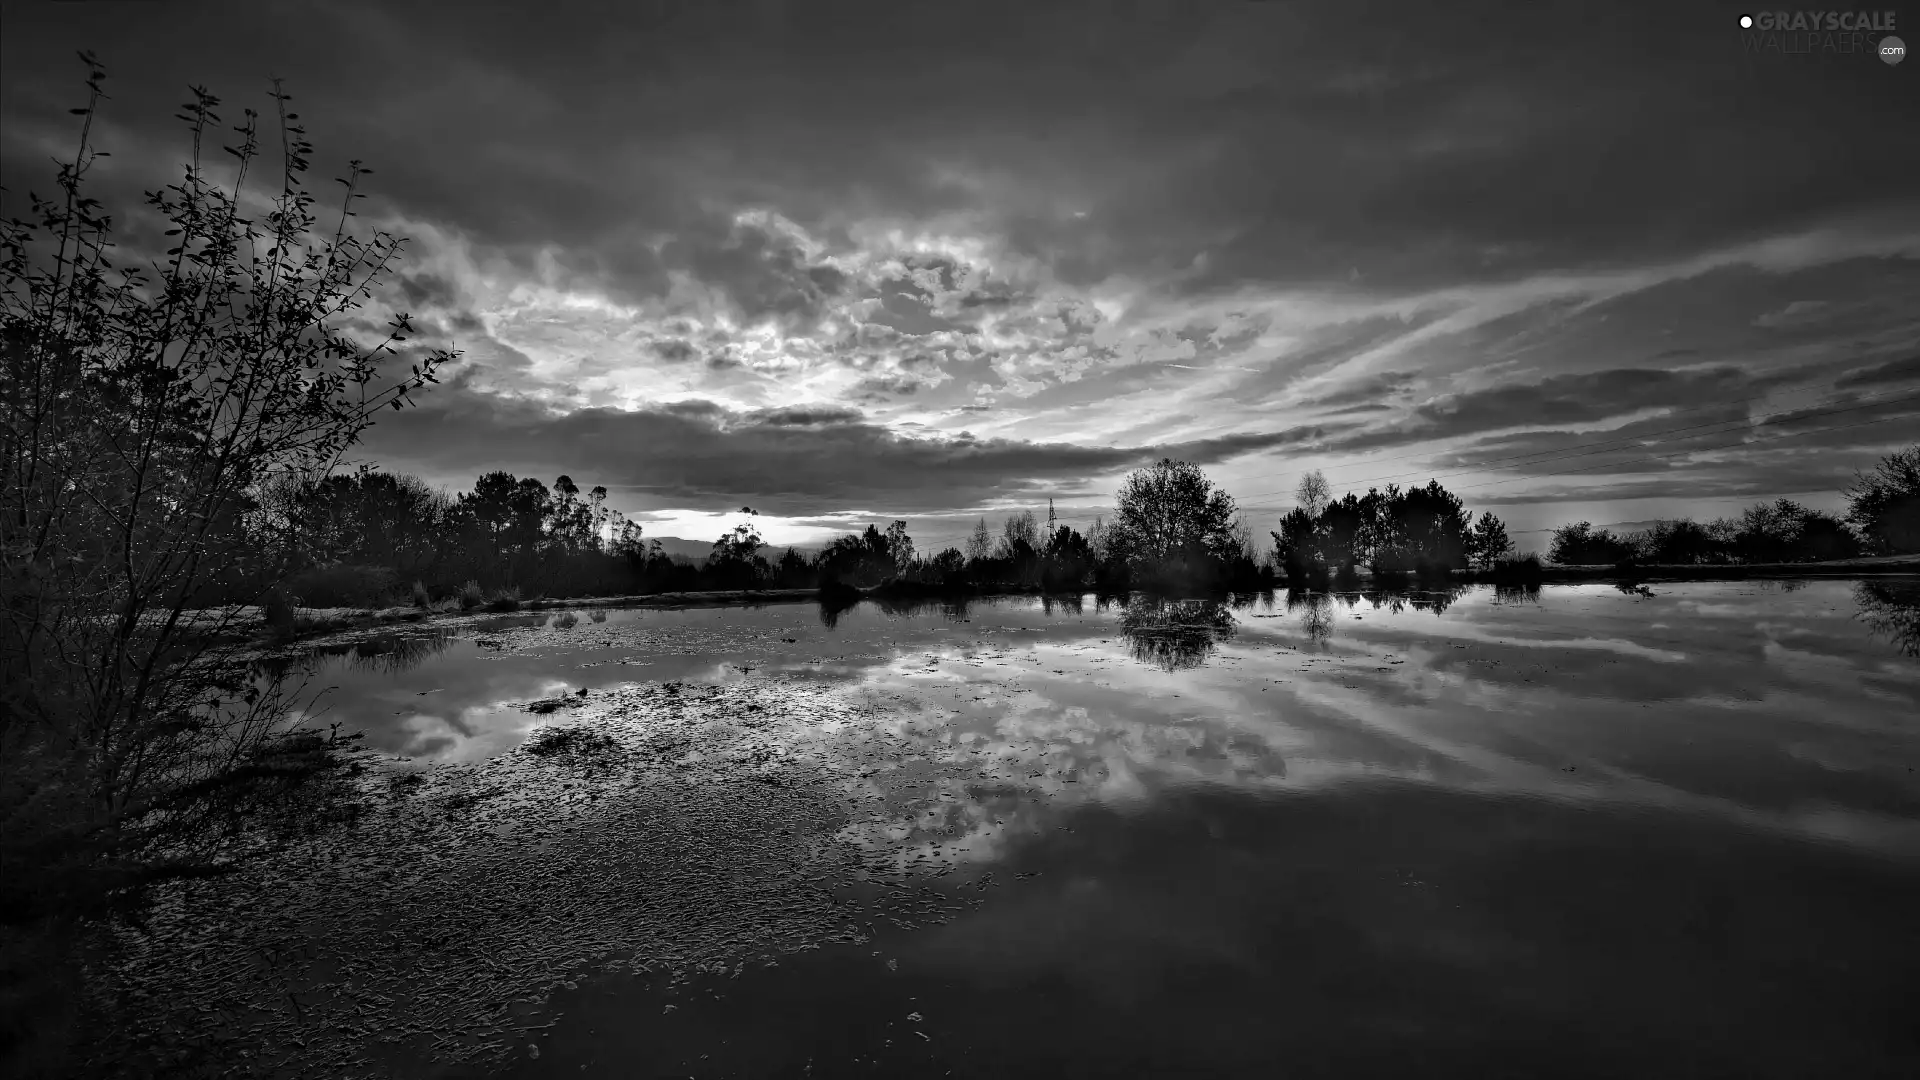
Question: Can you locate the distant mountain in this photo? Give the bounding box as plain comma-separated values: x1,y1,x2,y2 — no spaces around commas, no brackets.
637,536,822,564
639,536,722,561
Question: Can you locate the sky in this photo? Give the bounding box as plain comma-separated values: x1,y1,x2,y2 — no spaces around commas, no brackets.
4,0,1918,552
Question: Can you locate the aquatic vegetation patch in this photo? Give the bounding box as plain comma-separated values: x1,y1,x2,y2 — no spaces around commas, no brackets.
522,724,617,757
82,678,1008,1078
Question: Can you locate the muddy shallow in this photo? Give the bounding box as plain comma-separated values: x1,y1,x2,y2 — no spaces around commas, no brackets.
102,581,1920,1078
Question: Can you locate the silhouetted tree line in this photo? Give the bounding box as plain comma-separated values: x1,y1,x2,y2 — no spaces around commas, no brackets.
1268,474,1520,586
240,458,1279,607
811,461,1274,597
243,444,1920,610
1544,446,1919,567
1262,444,1920,586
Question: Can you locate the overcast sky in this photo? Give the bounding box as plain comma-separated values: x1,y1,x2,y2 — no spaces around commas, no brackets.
4,0,1917,549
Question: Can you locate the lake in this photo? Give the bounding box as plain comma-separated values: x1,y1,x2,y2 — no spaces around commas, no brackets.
211,581,1920,1077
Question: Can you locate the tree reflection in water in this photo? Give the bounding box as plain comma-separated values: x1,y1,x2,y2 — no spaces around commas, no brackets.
1854,579,1920,658
253,629,459,680
1118,597,1236,671
1493,582,1542,605
817,594,860,628
1358,582,1470,615
1285,589,1335,644
1281,581,1468,643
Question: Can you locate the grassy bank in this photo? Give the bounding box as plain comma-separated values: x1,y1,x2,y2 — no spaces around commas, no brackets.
1457,552,1920,584
229,558,1920,649
207,589,823,647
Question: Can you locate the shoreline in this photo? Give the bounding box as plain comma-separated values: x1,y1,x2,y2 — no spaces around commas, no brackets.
1453,552,1920,585
191,557,1920,650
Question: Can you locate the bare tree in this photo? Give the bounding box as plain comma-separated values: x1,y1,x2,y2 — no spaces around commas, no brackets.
1229,517,1256,561
1086,514,1111,562
965,517,993,563
1294,469,1331,517
998,510,1039,558
0,59,452,923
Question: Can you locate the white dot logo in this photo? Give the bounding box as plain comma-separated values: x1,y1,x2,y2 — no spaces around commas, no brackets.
1739,14,1754,28
1882,35,1907,65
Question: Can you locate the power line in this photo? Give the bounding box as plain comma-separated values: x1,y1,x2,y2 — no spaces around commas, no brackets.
800,390,1917,546
1226,382,1902,504
1234,387,1920,511
1447,406,1920,495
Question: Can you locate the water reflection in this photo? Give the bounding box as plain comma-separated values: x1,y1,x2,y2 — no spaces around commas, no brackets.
1358,582,1469,614
253,629,459,680
870,595,975,621
818,593,860,628
1117,597,1236,671
1039,593,1083,616
1493,582,1542,605
1286,589,1335,643
1855,579,1920,658
256,580,1920,767
500,579,1920,1080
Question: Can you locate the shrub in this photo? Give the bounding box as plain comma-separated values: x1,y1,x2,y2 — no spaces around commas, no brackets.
261,587,298,637
1548,522,1633,565
410,580,431,608
550,610,579,630
283,563,401,608
1626,519,1722,564
0,61,450,1074
1486,554,1544,583
484,586,522,612
458,580,485,610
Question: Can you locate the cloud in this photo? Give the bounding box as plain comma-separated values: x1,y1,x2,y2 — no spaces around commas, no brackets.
1312,366,1773,457
1753,300,1830,329
357,385,1337,516
1835,354,1920,390
5,0,1917,536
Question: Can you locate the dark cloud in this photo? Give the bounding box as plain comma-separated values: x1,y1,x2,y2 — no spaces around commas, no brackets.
747,405,866,428
4,1,1915,531
1373,366,1768,449
11,0,1910,303
1836,354,1920,390
397,271,459,310
1304,371,1419,411
357,386,1329,516
660,218,850,327
651,339,698,363
854,376,921,399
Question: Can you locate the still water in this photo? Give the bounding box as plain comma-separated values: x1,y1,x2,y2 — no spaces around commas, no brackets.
284,580,1920,1078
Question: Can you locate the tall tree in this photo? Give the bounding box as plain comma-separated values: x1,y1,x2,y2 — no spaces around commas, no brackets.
999,510,1039,560
1845,445,1920,554
1110,458,1238,571
1295,469,1331,517
1466,511,1513,569
965,517,993,563
883,520,915,574
708,507,767,587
